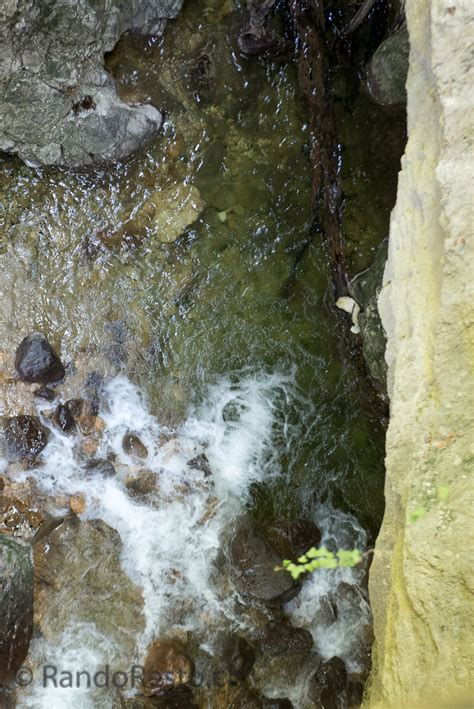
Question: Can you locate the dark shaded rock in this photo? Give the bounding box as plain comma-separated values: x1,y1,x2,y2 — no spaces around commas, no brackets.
15,333,65,384
365,26,409,108
230,518,301,606
33,385,56,402
262,700,293,709
123,432,148,459
85,458,117,477
52,403,76,433
264,519,322,559
201,682,263,709
82,372,104,412
311,656,348,709
347,674,365,707
222,635,256,680
0,416,49,460
257,622,314,657
0,536,34,684
120,686,198,707
187,453,211,477
142,640,194,696
350,239,388,392
65,398,87,417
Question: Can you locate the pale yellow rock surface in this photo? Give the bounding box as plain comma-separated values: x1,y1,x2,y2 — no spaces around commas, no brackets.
365,1,474,707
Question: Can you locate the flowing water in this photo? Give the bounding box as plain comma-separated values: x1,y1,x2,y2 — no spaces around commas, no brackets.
0,1,405,707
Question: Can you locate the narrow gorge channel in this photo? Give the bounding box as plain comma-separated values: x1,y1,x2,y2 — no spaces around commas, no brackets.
4,1,464,708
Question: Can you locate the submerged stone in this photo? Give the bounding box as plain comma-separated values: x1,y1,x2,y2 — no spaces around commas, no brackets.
0,415,49,460
15,333,65,384
123,432,148,459
52,403,76,433
0,535,34,684
264,519,322,560
222,634,256,680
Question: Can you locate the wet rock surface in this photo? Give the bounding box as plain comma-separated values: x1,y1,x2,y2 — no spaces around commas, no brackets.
34,517,145,660
0,415,49,460
123,432,149,459
310,656,348,708
350,239,388,391
15,334,65,384
0,535,34,684
365,26,409,108
221,634,256,680
229,518,301,606
264,519,322,559
142,639,194,696
0,0,184,166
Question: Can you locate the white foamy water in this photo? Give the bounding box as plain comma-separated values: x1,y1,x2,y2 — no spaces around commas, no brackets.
13,372,371,708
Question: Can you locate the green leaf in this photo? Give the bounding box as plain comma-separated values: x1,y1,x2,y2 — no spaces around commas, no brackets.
409,506,427,523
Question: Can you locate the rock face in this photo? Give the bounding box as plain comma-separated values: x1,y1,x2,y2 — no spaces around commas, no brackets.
365,1,474,707
0,0,183,166
0,535,34,684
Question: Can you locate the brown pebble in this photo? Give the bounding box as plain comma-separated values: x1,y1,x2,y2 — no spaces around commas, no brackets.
69,494,86,515
122,432,148,459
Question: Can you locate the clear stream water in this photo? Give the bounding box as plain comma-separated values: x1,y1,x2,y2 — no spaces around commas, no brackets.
0,1,405,707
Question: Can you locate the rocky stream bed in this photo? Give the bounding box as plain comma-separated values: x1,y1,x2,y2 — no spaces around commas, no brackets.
0,1,407,707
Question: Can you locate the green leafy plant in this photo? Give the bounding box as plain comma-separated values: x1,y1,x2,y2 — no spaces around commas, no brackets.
276,545,363,581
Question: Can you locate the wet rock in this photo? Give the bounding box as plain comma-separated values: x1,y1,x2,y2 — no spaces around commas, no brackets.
143,183,205,244
85,458,117,478
123,433,148,459
311,656,348,709
34,385,56,402
256,622,314,657
120,686,198,707
262,700,293,709
65,398,87,417
52,403,76,433
69,493,86,515
229,518,301,606
15,333,65,384
34,517,144,661
264,519,322,559
350,239,388,391
0,416,49,460
142,639,194,696
125,471,157,498
0,1,184,166
347,674,365,707
0,536,34,684
0,492,45,537
187,453,211,477
222,635,256,680
77,414,105,436
202,682,263,709
365,26,409,108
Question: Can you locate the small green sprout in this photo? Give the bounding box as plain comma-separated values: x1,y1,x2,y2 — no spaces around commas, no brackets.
276,545,363,581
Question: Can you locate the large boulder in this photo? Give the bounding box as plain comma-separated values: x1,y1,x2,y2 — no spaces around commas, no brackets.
15,333,65,384
0,535,34,684
0,0,183,166
229,518,301,606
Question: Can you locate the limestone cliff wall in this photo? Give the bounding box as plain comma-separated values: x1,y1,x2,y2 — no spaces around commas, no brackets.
365,1,474,707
